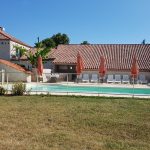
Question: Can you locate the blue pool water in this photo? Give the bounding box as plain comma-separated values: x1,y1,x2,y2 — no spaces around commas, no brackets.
26,84,150,96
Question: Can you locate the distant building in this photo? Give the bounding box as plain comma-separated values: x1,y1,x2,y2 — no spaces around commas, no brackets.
0,27,31,60
49,44,150,82
0,59,32,82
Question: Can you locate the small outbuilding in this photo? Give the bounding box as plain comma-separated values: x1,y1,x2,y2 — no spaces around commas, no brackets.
0,59,32,82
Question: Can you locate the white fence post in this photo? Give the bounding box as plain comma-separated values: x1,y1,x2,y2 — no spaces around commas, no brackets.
6,73,8,94
1,69,5,85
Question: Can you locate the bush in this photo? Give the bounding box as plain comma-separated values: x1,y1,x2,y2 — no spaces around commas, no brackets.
0,86,6,95
12,82,26,96
49,77,57,83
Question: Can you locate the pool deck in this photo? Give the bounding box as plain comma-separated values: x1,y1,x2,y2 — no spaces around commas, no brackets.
60,82,150,89
28,81,150,89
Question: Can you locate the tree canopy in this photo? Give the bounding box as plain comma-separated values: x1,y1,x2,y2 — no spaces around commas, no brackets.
35,33,70,48
13,45,27,58
141,39,146,44
51,33,69,46
81,41,90,45
26,47,50,68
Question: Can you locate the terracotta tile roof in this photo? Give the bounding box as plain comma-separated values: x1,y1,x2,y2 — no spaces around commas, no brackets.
49,44,150,71
0,59,32,74
0,30,32,48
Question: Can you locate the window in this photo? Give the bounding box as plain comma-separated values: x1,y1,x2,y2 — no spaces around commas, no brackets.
59,65,68,70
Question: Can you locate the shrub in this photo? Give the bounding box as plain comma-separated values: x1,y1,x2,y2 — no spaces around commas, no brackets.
49,77,57,83
12,82,26,96
0,86,6,95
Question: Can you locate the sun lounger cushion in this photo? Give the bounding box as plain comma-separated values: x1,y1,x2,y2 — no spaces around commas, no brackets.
139,75,147,84
91,74,98,82
82,74,89,82
114,75,121,83
122,75,130,83
107,75,114,83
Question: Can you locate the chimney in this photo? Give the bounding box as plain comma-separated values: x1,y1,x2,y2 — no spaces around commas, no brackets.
0,27,4,31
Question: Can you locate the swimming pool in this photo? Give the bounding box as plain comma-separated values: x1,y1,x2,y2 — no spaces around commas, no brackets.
26,84,150,96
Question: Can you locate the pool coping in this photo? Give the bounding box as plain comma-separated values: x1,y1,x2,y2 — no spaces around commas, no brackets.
26,82,150,89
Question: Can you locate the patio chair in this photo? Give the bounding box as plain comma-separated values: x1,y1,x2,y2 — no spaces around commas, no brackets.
138,75,147,84
114,75,121,83
107,75,114,83
122,75,130,84
91,74,98,83
82,74,89,82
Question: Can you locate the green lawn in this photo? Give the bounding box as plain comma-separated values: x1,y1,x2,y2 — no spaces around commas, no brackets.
0,96,149,150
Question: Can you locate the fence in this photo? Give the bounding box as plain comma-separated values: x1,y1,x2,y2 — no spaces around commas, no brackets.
1,71,150,98
0,69,5,85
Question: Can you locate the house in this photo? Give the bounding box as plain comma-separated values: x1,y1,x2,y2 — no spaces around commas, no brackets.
0,27,33,82
0,59,32,82
0,27,53,71
49,44,150,82
0,27,31,60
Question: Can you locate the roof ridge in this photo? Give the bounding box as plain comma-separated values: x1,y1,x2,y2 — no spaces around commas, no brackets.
0,59,31,74
0,30,32,48
58,44,150,46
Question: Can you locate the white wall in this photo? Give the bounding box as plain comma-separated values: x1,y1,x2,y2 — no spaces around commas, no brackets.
11,60,32,70
0,63,31,82
10,41,30,59
43,60,54,70
0,40,11,60
0,39,31,60
12,60,54,71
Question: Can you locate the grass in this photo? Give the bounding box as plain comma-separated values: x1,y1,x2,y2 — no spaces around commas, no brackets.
0,95,149,150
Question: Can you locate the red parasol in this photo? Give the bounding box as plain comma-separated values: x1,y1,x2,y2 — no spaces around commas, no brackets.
99,56,107,78
37,55,43,76
131,56,139,79
76,52,84,75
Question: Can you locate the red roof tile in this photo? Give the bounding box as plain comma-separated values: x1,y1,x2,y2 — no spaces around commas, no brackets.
0,59,32,74
49,44,150,71
0,30,32,48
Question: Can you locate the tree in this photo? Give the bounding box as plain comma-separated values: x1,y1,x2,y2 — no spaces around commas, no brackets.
13,45,27,58
35,38,56,48
26,45,50,68
51,33,70,46
141,39,146,44
34,33,70,48
81,41,90,45
35,42,44,48
42,38,56,48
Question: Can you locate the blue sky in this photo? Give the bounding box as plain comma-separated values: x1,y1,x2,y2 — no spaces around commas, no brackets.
0,0,150,46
